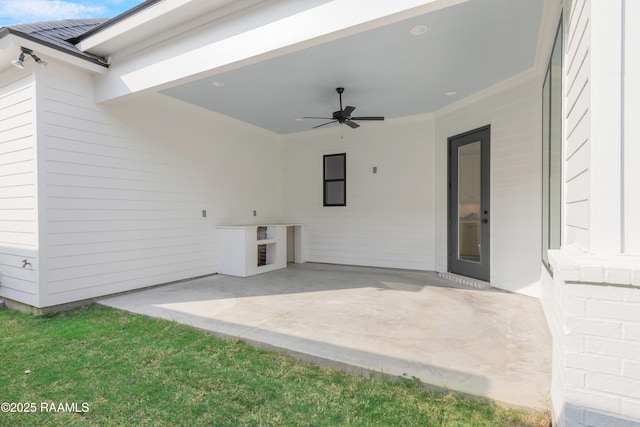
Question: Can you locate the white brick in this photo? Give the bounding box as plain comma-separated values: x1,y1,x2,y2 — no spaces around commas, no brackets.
584,409,640,427
568,283,623,301
586,373,640,399
624,322,640,341
566,297,587,316
568,389,621,414
620,399,640,423
632,270,640,287
559,263,581,282
622,360,640,380
580,265,605,283
566,317,622,339
564,419,585,427
565,284,594,298
585,336,640,360
565,334,585,352
622,287,640,303
564,403,585,424
585,372,606,390
605,267,632,285
566,367,586,388
586,300,640,322
566,351,621,375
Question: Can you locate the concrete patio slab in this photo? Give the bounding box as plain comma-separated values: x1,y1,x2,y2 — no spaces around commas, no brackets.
99,263,551,411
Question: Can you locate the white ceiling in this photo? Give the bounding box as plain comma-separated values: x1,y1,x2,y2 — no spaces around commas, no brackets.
161,0,543,135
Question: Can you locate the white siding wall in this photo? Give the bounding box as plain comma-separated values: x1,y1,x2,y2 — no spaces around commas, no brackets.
435,78,542,297
542,1,640,426
0,72,38,306
564,0,591,251
281,116,436,271
281,77,542,296
39,63,281,307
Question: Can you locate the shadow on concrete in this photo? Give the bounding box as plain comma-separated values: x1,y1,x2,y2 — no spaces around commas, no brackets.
99,263,551,411
147,263,503,304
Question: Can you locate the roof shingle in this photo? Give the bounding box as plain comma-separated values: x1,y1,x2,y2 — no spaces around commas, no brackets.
2,19,109,67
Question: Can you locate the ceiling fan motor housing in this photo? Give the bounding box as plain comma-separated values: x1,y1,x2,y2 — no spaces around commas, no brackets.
303,87,384,129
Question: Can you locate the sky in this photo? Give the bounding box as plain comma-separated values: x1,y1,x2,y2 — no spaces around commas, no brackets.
0,0,144,26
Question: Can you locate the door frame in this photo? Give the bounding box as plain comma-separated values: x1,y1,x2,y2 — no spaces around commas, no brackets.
447,125,491,282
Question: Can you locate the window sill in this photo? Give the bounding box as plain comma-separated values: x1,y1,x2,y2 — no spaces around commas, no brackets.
548,246,640,287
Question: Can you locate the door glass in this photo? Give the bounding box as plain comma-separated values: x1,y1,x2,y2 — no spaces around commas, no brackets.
458,141,481,263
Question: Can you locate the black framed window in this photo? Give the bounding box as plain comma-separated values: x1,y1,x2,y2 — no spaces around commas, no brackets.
542,19,563,268
323,153,346,206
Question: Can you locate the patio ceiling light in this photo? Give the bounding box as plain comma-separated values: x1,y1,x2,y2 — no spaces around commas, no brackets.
11,47,48,69
410,25,428,36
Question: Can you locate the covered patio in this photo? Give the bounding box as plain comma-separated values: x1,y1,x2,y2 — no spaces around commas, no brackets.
100,263,551,411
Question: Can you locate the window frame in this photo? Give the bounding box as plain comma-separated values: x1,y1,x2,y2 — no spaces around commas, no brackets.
323,153,346,207
542,17,563,270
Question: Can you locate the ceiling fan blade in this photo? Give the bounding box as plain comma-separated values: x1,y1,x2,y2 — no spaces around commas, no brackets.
343,106,355,117
350,116,385,121
345,120,360,129
313,120,338,129
303,116,333,120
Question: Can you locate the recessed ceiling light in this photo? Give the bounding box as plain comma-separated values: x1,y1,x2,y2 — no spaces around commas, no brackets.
211,80,225,87
295,118,304,122
446,91,459,96
410,25,428,36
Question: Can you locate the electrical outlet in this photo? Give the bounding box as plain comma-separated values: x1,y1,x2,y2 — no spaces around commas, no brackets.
372,166,378,174
253,210,257,217
202,210,207,217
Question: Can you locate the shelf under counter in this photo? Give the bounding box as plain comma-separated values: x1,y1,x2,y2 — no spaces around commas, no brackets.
256,239,277,245
217,224,306,277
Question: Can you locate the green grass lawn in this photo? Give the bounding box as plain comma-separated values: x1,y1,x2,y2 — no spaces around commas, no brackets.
0,304,548,426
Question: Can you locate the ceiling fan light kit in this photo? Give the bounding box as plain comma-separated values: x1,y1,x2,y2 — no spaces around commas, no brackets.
303,87,385,130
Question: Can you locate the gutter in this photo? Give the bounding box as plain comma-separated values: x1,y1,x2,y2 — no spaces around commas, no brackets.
69,0,164,44
0,27,109,68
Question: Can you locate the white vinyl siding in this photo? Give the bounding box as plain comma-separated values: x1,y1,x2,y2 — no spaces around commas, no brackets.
0,73,38,306
283,76,542,297
40,63,281,307
282,118,436,271
436,78,541,297
564,0,591,250
542,2,640,425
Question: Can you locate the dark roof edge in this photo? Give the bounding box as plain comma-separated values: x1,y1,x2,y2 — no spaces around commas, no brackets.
69,0,164,44
2,27,109,68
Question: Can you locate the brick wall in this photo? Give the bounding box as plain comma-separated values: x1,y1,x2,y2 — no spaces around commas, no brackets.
544,249,640,426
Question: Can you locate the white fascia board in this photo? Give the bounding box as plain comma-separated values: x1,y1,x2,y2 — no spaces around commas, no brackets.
77,0,193,51
95,0,468,104
2,34,108,74
76,0,237,55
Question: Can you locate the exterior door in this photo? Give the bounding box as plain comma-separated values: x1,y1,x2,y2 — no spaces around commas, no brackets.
448,126,490,282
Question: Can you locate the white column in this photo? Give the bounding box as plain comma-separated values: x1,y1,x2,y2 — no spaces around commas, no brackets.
589,0,623,254
623,0,640,255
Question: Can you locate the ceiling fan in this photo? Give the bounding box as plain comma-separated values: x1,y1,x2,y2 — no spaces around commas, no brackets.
304,87,385,129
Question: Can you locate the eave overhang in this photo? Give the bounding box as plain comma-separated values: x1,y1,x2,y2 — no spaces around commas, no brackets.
0,27,109,74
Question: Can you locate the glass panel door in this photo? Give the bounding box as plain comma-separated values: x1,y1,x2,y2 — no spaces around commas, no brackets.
448,126,490,282
458,141,482,263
